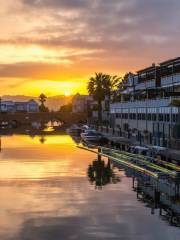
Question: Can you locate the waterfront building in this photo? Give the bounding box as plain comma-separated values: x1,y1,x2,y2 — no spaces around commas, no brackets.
72,94,94,113
110,57,180,149
0,99,39,113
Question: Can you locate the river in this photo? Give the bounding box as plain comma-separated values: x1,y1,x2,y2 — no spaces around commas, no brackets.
0,135,179,240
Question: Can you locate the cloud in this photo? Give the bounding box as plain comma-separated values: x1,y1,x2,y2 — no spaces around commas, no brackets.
22,0,89,9
0,0,180,95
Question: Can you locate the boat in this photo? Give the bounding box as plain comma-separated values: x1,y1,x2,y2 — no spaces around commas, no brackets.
80,129,96,138
129,145,149,155
81,130,106,142
67,124,82,135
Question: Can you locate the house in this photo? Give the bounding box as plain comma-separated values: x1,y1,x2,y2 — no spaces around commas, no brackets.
0,99,39,113
0,101,15,113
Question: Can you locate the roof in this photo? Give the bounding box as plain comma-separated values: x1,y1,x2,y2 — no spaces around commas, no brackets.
137,65,158,74
1,101,14,105
160,57,180,66
15,100,38,105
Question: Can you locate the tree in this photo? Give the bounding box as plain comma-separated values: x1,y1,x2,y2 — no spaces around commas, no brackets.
59,103,72,112
103,75,122,111
39,93,49,112
39,93,47,105
88,73,121,124
87,73,108,124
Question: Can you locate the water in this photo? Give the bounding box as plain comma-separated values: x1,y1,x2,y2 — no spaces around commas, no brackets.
0,134,179,240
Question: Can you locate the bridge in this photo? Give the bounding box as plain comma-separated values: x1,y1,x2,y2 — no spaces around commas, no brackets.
0,112,87,126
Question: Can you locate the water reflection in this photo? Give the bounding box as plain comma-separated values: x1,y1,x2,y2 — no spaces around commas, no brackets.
39,135,47,144
88,158,120,189
113,162,180,227
0,134,179,240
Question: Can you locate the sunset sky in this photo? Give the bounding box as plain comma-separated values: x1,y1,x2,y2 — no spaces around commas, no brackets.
0,0,180,96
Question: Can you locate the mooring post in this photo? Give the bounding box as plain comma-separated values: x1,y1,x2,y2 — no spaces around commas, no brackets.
154,190,160,207
132,177,135,189
98,147,102,161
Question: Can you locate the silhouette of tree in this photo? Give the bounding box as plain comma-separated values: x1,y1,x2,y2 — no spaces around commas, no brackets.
39,93,47,105
59,103,72,112
87,158,120,189
39,135,46,144
103,75,121,111
87,73,121,124
39,93,49,112
87,73,108,125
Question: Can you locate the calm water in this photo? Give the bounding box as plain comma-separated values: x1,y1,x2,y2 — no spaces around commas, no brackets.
0,134,179,240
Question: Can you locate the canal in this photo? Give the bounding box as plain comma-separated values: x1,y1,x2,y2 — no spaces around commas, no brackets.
0,135,179,240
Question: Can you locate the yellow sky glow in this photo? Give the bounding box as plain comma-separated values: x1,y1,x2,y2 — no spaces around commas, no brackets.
0,0,179,96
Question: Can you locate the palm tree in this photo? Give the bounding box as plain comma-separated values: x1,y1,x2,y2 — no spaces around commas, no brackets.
39,93,47,106
39,93,49,112
103,75,122,111
87,73,108,124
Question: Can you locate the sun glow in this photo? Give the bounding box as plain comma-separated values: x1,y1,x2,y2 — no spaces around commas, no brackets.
64,90,71,96
7,79,87,96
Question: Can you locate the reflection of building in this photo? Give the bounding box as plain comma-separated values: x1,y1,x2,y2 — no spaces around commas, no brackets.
121,165,180,226
110,57,180,149
111,156,180,226
0,100,39,113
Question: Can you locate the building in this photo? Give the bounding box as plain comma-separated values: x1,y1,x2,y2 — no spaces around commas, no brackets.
72,94,94,113
0,99,39,113
0,101,15,113
110,57,180,149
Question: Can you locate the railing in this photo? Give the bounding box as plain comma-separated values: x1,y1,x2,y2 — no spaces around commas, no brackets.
161,73,180,86
135,80,156,90
110,97,180,111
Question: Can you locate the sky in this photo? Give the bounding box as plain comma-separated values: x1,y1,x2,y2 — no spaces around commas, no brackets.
0,0,180,96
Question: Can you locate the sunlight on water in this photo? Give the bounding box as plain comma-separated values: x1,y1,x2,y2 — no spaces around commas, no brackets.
0,135,90,180
0,135,179,240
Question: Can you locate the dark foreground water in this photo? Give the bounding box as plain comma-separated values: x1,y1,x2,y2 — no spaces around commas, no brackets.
0,135,179,240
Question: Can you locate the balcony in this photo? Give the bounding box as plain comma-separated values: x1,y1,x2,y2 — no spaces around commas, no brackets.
161,73,180,87
110,97,180,113
135,79,156,91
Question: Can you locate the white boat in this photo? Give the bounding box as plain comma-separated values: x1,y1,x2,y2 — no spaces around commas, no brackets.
81,131,105,142
80,129,96,139
130,145,149,155
67,124,82,135
81,125,89,131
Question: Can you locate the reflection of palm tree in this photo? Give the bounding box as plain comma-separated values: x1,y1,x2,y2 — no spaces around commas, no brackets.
87,158,120,189
39,136,46,144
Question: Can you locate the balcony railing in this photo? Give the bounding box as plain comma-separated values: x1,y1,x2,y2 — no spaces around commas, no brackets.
135,80,156,91
161,73,180,86
110,97,180,113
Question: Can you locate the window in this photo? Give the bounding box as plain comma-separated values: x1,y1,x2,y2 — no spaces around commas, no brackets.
147,114,151,121
152,114,157,121
158,114,163,121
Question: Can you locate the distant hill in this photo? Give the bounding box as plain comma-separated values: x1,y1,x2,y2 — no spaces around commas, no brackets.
2,95,73,111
